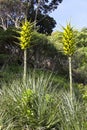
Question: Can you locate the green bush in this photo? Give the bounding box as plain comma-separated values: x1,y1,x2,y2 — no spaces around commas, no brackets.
0,73,60,130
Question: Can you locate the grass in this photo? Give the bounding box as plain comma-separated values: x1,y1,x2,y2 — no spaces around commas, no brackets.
0,67,87,130
58,91,87,130
0,65,69,89
0,72,61,130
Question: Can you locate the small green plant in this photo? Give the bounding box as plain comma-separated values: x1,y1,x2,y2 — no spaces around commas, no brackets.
78,84,87,101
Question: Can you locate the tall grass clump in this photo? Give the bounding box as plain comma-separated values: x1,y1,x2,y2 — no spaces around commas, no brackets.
58,91,87,130
0,72,61,130
0,71,87,130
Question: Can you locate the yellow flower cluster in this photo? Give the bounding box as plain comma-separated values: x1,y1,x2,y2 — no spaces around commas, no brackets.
62,23,75,56
19,21,33,49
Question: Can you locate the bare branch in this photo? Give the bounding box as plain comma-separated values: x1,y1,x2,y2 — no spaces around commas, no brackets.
6,14,15,23
0,16,7,30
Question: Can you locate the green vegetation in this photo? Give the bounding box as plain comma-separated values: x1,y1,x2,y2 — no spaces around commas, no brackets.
0,72,87,130
0,73,59,130
1,25,87,129
0,1,87,129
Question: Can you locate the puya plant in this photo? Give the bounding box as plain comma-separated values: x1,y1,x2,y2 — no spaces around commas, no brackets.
62,23,76,99
18,21,33,83
0,72,60,130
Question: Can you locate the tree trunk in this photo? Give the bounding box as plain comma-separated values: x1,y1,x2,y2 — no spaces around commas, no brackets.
34,0,41,29
23,49,27,83
68,56,73,99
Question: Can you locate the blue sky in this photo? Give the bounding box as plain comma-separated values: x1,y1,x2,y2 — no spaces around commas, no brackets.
50,0,87,31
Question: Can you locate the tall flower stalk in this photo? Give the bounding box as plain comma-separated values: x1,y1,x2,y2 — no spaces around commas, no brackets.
62,23,75,99
19,21,33,83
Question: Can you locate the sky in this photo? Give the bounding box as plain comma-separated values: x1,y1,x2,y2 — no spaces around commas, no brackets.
50,0,87,31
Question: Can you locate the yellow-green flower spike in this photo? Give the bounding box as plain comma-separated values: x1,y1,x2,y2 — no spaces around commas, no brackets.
62,23,75,56
19,21,33,50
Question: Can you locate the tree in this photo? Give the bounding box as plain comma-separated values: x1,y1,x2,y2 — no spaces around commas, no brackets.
49,31,63,50
18,21,33,83
0,0,63,34
27,0,63,34
0,0,26,29
76,28,87,47
72,28,87,84
62,23,76,99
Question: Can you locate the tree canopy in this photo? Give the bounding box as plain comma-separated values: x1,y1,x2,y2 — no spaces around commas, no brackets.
0,0,63,34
